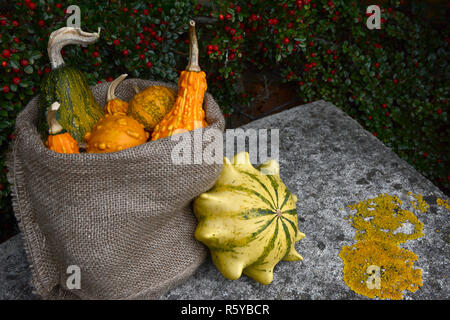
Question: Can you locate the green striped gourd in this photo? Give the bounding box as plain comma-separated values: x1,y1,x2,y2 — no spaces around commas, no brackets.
38,27,103,142
193,152,305,285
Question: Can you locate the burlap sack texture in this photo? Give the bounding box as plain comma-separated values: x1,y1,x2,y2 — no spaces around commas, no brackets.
6,79,225,300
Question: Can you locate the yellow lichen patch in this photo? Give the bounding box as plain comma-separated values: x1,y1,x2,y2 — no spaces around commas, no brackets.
340,193,427,300
339,239,422,300
409,192,430,213
348,194,424,244
436,198,450,211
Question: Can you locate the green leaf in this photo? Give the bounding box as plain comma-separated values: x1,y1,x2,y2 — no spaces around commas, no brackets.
24,65,33,74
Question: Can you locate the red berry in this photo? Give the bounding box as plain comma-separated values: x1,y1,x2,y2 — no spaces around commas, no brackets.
3,86,9,93
113,39,120,46
393,78,398,84
146,61,152,68
20,59,28,66
385,111,390,117
55,3,62,9
29,2,36,10
437,109,442,115
1,61,7,67
382,104,387,109
92,51,99,58
122,49,129,56
106,77,114,82
38,20,44,27
225,13,231,20
2,49,11,59
219,14,224,20
372,132,377,137
139,54,145,60
283,37,290,44
13,77,21,85
375,62,380,68
12,20,19,27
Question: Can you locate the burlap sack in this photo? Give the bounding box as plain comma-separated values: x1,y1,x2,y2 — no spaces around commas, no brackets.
6,79,225,299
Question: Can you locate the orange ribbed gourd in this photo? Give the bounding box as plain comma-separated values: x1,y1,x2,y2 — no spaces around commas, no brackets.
45,102,79,154
151,20,208,141
47,132,79,154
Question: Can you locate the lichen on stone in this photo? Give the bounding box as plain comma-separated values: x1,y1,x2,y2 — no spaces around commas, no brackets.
340,193,427,300
436,198,450,211
339,239,422,300
409,192,430,213
347,193,424,244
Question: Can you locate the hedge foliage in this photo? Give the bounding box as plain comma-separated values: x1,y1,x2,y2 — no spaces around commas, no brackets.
0,0,448,241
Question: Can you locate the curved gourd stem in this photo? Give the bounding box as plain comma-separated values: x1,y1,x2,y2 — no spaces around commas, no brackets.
107,74,128,101
48,27,101,69
47,102,64,134
186,20,201,72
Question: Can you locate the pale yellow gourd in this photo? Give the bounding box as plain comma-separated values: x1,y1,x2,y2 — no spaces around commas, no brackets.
193,152,305,285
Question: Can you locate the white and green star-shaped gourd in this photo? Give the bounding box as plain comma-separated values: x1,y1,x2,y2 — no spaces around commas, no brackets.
193,152,305,285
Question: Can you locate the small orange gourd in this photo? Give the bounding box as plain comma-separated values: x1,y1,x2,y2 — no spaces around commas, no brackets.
151,20,208,141
104,74,129,115
84,112,149,153
46,102,79,154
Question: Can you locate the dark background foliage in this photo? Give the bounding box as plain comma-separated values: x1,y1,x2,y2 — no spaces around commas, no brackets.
0,0,448,242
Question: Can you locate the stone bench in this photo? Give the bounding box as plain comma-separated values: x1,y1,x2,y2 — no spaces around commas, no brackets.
1,101,448,300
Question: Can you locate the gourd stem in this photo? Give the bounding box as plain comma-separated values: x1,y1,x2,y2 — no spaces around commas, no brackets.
47,102,64,134
186,20,201,72
107,74,128,101
48,27,101,69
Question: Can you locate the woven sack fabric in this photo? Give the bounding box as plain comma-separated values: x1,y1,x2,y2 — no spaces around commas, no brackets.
6,79,225,299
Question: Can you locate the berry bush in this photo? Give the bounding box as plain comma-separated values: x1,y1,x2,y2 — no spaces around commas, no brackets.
0,0,448,242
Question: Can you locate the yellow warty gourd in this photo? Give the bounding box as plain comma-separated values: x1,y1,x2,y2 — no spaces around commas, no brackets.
193,152,305,285
84,112,148,153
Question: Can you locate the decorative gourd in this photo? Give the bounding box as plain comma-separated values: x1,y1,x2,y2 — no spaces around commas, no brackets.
84,112,149,153
193,152,305,285
151,20,207,141
38,27,104,143
126,85,176,131
105,74,129,115
45,102,79,154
